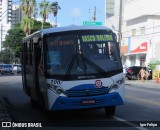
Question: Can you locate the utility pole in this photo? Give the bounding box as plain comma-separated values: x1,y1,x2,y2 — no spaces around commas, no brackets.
118,0,122,54
0,24,2,52
0,24,4,63
93,6,96,22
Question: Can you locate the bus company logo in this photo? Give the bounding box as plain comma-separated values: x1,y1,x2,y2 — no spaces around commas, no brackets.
94,80,103,88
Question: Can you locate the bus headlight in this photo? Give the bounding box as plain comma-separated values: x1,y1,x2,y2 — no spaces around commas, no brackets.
116,78,124,85
111,84,119,90
109,78,124,92
56,88,63,95
109,84,119,92
47,84,66,95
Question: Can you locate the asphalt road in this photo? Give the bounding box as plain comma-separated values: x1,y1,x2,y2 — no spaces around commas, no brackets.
0,74,160,130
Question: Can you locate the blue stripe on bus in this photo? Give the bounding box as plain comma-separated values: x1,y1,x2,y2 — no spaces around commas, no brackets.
51,92,124,110
68,84,97,90
66,84,110,97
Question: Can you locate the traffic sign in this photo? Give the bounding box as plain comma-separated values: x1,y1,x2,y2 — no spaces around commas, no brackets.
83,21,102,26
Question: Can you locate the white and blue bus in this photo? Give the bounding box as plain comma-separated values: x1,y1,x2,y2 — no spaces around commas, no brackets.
21,26,125,116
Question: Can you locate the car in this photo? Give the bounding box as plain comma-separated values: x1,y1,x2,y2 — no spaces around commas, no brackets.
12,64,20,72
1,64,14,75
17,65,22,74
0,64,4,73
125,66,152,80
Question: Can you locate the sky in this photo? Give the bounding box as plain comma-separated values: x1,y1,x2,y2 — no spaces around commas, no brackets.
14,0,106,27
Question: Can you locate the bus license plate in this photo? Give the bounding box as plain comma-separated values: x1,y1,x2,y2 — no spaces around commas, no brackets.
82,100,96,104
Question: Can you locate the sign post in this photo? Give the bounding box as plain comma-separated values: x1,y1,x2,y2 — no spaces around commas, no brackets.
83,21,102,26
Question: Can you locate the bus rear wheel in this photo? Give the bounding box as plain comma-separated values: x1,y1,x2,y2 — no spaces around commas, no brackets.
105,106,115,116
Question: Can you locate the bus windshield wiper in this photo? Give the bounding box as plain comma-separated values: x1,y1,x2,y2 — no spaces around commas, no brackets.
66,37,82,76
81,55,107,74
66,54,77,75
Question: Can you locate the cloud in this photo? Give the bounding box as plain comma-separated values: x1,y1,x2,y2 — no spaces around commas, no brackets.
71,8,81,17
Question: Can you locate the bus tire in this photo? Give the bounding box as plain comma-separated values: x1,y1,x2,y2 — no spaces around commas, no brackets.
30,98,38,108
105,106,115,116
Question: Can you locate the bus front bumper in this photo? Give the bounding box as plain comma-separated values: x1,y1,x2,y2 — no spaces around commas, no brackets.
50,92,124,110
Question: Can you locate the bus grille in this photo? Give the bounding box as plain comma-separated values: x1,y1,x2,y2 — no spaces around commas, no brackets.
66,87,110,97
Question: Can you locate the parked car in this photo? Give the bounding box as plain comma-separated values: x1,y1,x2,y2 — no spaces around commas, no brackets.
1,64,14,75
12,64,20,72
17,65,22,74
0,64,4,73
125,66,152,80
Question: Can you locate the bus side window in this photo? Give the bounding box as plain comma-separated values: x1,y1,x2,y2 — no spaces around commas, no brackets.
37,40,42,64
30,39,33,65
26,41,30,65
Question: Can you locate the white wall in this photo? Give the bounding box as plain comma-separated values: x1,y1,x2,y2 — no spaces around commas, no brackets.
124,0,160,20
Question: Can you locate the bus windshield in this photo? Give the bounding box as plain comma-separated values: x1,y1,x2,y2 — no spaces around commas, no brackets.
45,30,122,77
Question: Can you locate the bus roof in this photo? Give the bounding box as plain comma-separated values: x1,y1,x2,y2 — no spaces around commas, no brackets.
23,25,113,40
41,25,112,34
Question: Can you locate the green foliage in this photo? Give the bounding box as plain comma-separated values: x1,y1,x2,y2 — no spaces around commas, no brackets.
51,1,61,17
31,20,52,33
3,24,25,60
39,0,51,23
21,0,37,35
0,50,12,64
3,20,52,63
149,64,156,70
21,16,34,35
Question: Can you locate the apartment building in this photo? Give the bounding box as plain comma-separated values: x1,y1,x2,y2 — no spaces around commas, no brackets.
0,0,12,51
0,0,22,52
12,4,22,27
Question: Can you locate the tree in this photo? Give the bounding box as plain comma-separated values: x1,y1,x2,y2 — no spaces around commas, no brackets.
31,20,52,33
3,24,25,63
33,0,38,20
21,0,37,35
50,1,61,27
39,0,51,29
21,0,36,17
21,16,34,35
3,20,52,63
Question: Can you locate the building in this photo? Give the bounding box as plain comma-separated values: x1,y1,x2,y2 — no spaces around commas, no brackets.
12,4,22,27
0,0,22,53
105,0,160,69
123,0,160,68
0,0,12,52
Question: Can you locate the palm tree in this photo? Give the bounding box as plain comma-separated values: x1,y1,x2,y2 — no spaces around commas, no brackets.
50,1,61,27
32,0,38,20
39,0,51,29
21,0,36,17
21,0,36,35
21,16,34,35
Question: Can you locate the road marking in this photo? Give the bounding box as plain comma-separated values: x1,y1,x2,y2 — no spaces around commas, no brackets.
113,116,149,130
126,95,160,106
126,86,160,95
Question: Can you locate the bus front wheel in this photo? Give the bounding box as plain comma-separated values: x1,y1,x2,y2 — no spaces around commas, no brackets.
105,106,115,116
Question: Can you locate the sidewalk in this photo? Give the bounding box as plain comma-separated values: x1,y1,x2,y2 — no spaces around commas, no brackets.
125,79,160,89
0,97,12,122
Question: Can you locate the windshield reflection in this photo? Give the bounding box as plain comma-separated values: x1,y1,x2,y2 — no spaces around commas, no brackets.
45,31,121,76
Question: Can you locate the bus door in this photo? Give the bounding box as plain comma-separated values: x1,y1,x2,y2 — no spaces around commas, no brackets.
27,37,41,103
22,41,30,96
32,38,45,105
